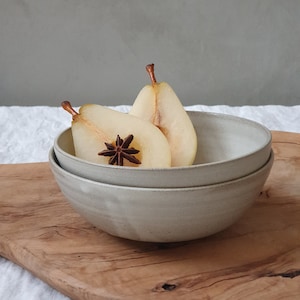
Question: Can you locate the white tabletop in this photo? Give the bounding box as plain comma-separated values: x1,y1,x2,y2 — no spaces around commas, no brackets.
1,104,300,300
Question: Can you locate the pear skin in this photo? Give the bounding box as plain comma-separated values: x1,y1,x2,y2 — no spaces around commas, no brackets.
61,101,171,168
130,64,197,167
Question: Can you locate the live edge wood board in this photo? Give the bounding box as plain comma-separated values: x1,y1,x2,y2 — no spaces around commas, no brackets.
0,131,299,300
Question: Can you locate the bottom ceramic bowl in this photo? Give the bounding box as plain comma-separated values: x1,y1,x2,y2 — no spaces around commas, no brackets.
49,148,273,243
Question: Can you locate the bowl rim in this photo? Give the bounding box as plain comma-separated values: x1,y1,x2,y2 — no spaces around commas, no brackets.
54,111,272,172
49,146,274,192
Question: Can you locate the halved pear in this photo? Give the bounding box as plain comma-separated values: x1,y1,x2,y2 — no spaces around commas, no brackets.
129,64,197,167
61,101,171,168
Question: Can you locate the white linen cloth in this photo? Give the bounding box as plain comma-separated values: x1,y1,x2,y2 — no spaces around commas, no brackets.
0,105,300,300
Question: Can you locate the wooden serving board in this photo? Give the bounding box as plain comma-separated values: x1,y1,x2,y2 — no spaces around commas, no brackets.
1,131,300,300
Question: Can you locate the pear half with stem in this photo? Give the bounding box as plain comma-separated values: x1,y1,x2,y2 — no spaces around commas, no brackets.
61,101,171,168
129,64,197,167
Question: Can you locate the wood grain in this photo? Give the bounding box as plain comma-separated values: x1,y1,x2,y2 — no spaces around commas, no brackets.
0,131,300,300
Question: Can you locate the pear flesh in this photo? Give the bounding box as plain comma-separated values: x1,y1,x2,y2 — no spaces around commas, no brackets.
130,64,197,167
63,102,172,168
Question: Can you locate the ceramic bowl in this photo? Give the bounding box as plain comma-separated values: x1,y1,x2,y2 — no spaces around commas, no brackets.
54,111,272,188
49,147,274,243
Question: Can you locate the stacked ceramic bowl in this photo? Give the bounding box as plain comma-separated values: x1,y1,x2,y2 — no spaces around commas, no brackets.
50,111,273,243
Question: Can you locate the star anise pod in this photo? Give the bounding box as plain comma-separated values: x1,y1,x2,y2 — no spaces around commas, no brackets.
98,134,141,166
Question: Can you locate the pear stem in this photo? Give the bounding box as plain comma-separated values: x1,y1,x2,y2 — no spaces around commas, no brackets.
146,64,157,85
61,101,79,119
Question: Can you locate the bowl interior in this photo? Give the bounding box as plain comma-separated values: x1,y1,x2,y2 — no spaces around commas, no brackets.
191,112,271,164
56,111,271,166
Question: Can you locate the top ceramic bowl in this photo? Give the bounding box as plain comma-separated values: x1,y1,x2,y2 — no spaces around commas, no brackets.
49,147,274,242
54,111,272,188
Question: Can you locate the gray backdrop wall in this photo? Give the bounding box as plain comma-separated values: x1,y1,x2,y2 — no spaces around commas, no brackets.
0,0,299,106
